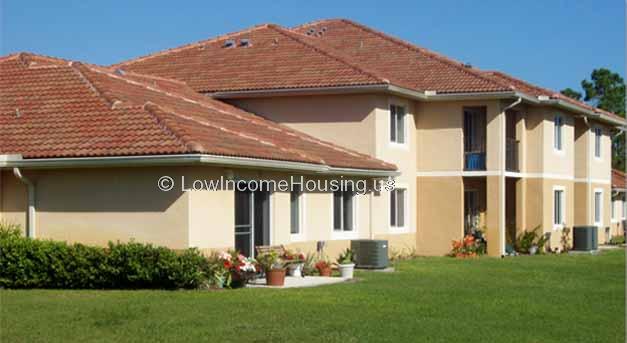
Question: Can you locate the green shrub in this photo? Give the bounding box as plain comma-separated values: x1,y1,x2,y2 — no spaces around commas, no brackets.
0,224,212,289
609,235,625,245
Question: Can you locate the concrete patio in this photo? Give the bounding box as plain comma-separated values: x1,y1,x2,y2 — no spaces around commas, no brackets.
247,276,350,289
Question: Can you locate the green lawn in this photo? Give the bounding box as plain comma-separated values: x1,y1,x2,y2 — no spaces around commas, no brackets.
1,250,624,343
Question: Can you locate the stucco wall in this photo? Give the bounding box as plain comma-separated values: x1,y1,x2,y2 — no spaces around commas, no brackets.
230,93,417,249
228,94,379,156
1,170,27,233
416,176,463,256
1,167,190,248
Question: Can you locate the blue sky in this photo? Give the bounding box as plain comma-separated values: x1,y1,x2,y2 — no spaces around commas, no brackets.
2,0,624,94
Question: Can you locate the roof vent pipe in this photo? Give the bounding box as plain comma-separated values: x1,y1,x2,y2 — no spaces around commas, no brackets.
12,168,36,238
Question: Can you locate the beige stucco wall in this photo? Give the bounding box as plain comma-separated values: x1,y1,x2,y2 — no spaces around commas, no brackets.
1,167,190,248
229,93,417,249
0,165,416,258
415,100,501,171
416,176,463,255
229,94,379,156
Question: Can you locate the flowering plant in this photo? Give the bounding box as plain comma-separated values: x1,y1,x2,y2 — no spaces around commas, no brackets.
449,234,486,258
314,260,331,270
217,250,257,287
282,249,306,264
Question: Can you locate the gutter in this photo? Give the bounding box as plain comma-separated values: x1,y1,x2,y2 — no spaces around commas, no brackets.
210,85,626,127
0,154,399,177
12,168,35,238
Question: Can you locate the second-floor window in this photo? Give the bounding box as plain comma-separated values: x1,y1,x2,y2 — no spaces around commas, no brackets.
594,127,602,158
390,104,406,144
554,116,563,151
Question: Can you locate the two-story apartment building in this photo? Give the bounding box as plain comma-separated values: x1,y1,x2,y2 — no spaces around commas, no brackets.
1,19,624,257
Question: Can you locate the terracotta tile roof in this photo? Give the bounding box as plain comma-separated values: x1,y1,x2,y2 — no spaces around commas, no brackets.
613,169,626,190
0,53,396,171
115,18,624,123
115,24,387,93
293,19,511,94
480,71,626,122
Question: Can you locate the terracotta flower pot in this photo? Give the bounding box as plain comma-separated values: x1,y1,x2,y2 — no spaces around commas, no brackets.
317,267,332,277
265,269,286,286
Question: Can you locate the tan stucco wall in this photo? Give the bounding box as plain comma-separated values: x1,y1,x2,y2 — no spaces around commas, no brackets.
1,170,27,233
229,93,417,250
416,176,462,255
0,166,416,257
228,94,379,156
415,100,501,171
589,124,613,181
1,167,190,248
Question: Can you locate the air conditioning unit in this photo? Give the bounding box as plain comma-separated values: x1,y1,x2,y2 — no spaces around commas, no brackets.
573,226,598,251
351,240,388,269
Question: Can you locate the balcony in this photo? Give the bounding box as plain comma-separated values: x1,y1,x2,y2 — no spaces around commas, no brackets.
506,138,519,172
463,107,487,171
464,151,486,171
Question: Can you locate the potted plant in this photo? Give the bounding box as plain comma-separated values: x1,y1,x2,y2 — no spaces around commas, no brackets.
283,249,306,277
257,251,286,286
336,248,355,278
315,260,332,277
217,251,257,288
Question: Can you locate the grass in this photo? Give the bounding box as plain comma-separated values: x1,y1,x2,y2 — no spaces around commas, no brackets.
1,250,624,343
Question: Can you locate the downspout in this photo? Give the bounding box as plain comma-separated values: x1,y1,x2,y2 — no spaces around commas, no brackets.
13,168,35,238
369,191,374,240
500,98,522,256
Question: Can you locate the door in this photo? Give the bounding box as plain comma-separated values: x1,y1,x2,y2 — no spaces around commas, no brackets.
464,189,479,235
234,189,270,257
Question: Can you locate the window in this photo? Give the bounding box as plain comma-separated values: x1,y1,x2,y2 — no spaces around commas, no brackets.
553,188,564,228
390,188,406,229
594,190,603,226
290,186,302,235
554,116,563,151
333,190,354,231
390,105,406,144
611,200,616,221
594,127,602,158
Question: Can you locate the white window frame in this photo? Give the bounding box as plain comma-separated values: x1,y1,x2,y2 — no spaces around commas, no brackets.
331,191,358,240
593,127,602,160
594,188,603,227
553,115,563,153
611,199,617,222
389,184,409,232
388,104,408,148
290,190,306,242
552,186,566,230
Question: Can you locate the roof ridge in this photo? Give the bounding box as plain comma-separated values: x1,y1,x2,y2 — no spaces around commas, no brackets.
143,101,324,163
115,68,189,85
141,102,204,152
113,23,272,68
267,25,389,84
68,62,119,108
315,19,512,92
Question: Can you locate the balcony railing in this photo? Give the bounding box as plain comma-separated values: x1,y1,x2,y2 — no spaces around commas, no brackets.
464,151,486,171
506,138,519,172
